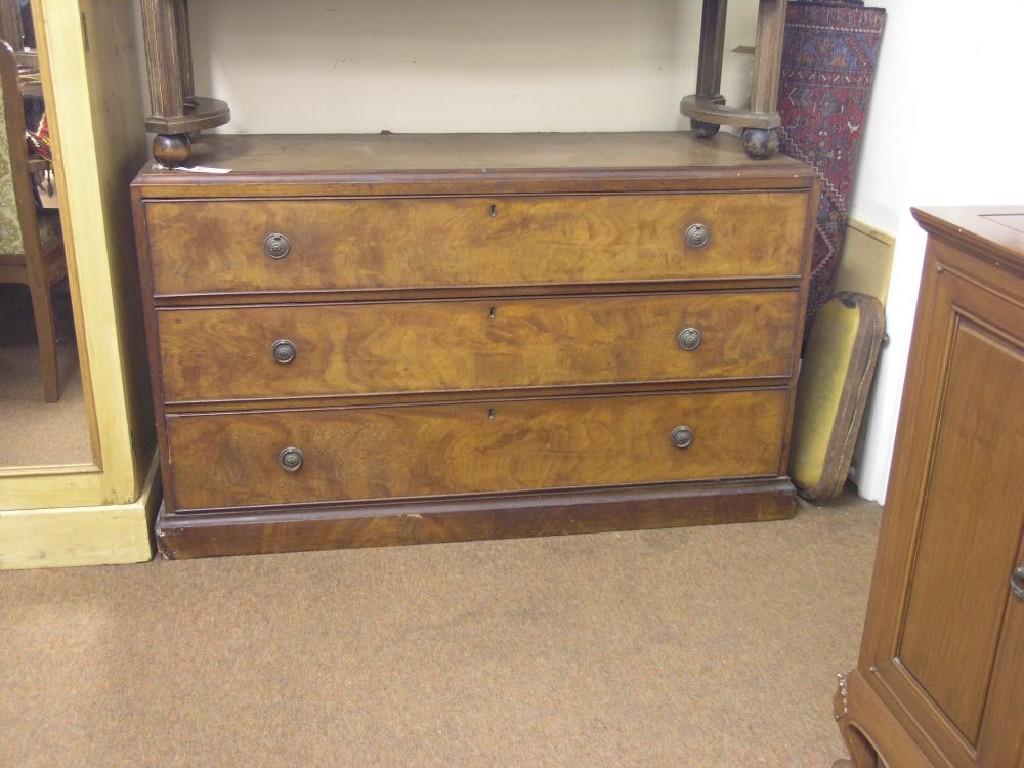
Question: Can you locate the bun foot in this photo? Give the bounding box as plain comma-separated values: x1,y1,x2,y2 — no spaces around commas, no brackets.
691,119,721,138
153,133,191,168
741,127,779,160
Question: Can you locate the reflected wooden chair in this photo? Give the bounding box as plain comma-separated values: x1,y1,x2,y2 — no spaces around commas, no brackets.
0,40,65,401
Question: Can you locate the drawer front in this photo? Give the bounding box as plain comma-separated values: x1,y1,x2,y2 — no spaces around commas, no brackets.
145,193,809,295
157,292,800,402
166,390,787,510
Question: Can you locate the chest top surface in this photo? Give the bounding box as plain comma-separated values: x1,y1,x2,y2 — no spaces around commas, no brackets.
131,131,815,197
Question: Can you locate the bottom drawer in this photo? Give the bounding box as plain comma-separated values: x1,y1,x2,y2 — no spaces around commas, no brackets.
166,390,787,511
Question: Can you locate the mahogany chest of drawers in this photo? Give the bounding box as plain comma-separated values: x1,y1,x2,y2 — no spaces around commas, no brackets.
131,132,818,558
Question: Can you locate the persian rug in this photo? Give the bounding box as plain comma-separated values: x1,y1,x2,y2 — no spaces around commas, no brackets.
777,0,886,327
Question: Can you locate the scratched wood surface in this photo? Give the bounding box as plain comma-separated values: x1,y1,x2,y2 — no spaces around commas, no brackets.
136,131,810,177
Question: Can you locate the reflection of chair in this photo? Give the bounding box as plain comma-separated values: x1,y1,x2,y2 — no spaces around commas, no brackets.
0,40,65,401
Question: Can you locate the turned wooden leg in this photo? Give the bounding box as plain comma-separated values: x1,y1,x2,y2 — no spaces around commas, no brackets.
744,0,785,159
27,277,59,402
692,0,729,138
142,0,191,167
834,674,880,768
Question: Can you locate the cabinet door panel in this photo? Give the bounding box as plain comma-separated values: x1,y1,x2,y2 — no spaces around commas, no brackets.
976,550,1024,768
896,316,1024,745
872,261,1024,766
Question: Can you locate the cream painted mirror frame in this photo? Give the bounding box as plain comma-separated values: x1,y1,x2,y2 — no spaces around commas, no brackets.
0,0,158,569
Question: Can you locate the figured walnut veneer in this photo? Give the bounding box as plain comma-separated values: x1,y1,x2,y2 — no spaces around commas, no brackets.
131,131,818,558
157,291,800,403
144,192,808,296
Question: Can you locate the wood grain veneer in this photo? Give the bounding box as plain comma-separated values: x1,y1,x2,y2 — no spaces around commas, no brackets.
154,477,798,558
156,291,800,403
166,389,788,511
132,131,817,558
144,192,808,296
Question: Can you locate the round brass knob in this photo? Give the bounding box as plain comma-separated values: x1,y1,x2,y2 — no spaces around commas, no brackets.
271,339,297,365
684,223,711,249
264,232,291,259
1012,565,1024,601
671,426,694,449
677,327,702,351
279,446,304,472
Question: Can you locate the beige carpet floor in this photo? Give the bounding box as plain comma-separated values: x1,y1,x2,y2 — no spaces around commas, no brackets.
0,282,92,468
0,498,880,767
0,342,92,467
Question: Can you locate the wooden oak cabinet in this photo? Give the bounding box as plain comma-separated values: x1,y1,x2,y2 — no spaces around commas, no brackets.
835,208,1024,768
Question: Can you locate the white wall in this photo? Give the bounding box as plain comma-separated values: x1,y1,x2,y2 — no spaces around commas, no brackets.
182,1,757,134
850,0,1024,502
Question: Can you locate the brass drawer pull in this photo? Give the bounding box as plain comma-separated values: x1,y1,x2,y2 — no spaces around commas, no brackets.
1012,566,1024,602
271,339,297,365
677,327,702,351
279,446,304,472
684,223,711,249
671,426,694,449
264,232,291,259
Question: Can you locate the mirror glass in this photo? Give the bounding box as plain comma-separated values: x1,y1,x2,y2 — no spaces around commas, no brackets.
0,0,94,469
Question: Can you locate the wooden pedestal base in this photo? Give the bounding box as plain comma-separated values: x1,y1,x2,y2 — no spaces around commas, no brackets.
147,96,231,167
681,0,787,159
155,477,797,559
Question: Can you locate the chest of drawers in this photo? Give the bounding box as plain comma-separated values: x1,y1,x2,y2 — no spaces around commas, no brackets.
132,132,818,558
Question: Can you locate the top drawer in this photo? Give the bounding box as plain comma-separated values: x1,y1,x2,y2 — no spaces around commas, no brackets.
144,193,809,296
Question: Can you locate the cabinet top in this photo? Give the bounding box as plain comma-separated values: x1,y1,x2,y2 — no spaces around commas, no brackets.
913,207,1024,275
132,131,816,197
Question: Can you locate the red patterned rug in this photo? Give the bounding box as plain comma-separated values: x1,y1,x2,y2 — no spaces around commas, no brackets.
777,1,887,326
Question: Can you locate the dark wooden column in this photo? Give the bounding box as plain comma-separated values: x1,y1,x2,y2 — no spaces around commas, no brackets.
743,0,786,159
140,0,229,167
691,0,728,137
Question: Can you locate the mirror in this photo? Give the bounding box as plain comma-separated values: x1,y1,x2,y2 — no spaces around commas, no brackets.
0,0,94,470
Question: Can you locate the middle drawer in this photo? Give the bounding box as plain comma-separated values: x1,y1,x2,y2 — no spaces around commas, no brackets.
157,291,799,402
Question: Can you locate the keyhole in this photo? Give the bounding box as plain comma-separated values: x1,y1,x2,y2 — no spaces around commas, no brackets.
487,408,496,420
488,306,497,319
489,204,499,218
